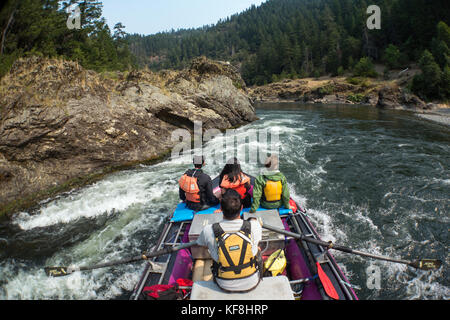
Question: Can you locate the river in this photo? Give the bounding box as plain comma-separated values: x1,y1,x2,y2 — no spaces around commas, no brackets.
0,103,448,300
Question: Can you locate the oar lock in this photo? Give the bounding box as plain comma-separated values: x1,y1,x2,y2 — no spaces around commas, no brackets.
315,252,330,265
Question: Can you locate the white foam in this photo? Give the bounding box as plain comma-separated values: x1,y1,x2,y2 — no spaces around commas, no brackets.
12,170,171,230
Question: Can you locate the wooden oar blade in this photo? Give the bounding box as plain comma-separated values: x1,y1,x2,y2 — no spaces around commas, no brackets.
410,259,442,271
45,267,71,277
316,262,339,300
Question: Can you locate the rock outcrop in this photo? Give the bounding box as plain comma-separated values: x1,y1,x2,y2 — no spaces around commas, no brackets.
248,77,429,110
0,56,257,216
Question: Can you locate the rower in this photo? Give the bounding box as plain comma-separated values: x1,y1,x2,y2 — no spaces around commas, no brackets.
196,189,263,293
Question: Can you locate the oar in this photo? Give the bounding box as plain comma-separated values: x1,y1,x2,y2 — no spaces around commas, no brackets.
45,241,198,277
316,261,339,300
261,223,442,271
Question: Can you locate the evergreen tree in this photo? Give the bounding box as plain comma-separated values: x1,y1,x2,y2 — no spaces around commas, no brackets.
353,57,377,77
412,50,442,99
441,65,450,99
432,21,450,69
383,44,401,69
0,0,135,77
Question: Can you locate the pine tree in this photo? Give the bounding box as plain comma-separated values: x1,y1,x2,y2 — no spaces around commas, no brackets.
412,50,442,99
383,44,401,69
0,0,135,77
441,65,450,99
432,21,450,68
353,57,377,77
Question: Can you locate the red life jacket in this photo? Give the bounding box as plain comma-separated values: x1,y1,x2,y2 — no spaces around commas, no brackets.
142,279,193,300
220,173,251,199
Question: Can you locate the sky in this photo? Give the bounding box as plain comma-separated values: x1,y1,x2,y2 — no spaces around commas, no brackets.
101,0,267,35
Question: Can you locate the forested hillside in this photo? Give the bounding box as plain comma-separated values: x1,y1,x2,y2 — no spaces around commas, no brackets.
0,0,136,77
128,0,450,100
1,0,449,101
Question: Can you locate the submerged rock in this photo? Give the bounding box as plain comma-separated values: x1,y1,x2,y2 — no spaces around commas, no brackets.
0,56,256,216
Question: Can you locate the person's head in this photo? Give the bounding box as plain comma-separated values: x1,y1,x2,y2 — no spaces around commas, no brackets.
193,155,205,169
220,189,243,220
220,157,242,182
264,155,279,171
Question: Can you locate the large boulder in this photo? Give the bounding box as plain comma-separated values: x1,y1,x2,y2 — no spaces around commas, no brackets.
0,56,256,216
376,85,426,110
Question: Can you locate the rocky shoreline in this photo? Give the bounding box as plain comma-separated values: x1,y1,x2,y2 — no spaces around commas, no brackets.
0,56,257,219
416,111,450,127
248,76,448,112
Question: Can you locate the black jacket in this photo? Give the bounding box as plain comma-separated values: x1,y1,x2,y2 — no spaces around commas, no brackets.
179,169,219,211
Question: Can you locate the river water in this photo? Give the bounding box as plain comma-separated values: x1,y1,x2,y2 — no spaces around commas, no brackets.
0,103,448,300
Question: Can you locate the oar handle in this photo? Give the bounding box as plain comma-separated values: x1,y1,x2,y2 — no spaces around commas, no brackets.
45,241,198,277
81,241,198,272
262,223,441,270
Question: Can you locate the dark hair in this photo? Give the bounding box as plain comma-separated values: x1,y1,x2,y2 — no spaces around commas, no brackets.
219,158,242,184
221,189,242,219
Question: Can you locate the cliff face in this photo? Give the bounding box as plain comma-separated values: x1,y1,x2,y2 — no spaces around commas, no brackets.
0,56,257,216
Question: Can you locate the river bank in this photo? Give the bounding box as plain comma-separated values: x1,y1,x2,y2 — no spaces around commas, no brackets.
248,75,450,128
249,75,447,108
415,107,450,127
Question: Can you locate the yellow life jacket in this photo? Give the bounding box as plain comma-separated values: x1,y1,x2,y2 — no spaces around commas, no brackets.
212,221,258,280
264,180,282,202
264,249,287,277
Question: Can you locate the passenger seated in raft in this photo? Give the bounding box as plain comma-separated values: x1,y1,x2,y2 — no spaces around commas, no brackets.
179,155,219,212
218,157,253,208
196,189,263,293
249,155,296,213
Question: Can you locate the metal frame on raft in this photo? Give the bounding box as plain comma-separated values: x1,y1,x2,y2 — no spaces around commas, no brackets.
129,197,359,300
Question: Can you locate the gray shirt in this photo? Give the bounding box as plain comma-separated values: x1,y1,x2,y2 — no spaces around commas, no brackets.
197,218,262,292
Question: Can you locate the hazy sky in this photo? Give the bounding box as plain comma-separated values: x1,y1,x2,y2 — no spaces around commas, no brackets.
101,0,267,35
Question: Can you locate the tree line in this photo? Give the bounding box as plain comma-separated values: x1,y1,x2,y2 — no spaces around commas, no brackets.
0,0,136,77
0,0,448,101
127,0,450,100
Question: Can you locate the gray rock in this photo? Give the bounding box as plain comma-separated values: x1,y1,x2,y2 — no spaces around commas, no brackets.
0,57,256,214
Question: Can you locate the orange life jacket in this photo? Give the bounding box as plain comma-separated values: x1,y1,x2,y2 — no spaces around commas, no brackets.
179,171,201,203
220,173,251,199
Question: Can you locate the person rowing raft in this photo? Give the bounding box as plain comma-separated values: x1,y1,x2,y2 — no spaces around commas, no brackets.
196,189,263,293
